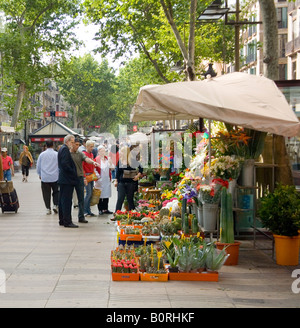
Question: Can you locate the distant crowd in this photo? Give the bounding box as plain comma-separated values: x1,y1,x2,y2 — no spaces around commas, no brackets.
2,135,143,228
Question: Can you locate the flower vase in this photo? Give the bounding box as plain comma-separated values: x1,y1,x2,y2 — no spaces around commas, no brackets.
202,203,219,231
241,159,255,186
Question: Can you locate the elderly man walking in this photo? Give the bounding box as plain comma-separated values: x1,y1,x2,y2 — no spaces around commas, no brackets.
57,134,78,228
36,139,59,215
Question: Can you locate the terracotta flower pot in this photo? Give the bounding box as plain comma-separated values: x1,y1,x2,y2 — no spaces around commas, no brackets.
215,241,241,266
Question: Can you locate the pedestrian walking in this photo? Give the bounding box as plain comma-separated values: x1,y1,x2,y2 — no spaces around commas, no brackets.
57,134,78,228
1,147,14,181
71,137,100,223
82,140,96,217
36,140,59,215
19,145,34,182
95,145,112,215
115,146,143,212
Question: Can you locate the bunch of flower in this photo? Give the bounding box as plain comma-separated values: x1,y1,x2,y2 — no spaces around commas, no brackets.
169,172,181,184
211,127,251,157
189,137,208,177
175,176,198,204
199,178,229,204
162,197,178,208
137,199,150,208
209,156,242,180
161,189,176,201
113,210,129,221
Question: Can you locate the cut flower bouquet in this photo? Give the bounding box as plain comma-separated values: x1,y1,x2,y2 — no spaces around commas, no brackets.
205,156,242,180
199,178,229,204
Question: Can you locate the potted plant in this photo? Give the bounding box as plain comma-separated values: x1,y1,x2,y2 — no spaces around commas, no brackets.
257,184,300,265
198,179,228,231
215,187,241,265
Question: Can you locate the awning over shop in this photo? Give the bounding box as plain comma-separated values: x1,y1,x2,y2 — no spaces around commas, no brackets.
29,120,83,142
131,72,300,137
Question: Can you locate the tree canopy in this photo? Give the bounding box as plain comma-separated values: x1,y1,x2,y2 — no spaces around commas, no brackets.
82,0,235,82
0,0,81,128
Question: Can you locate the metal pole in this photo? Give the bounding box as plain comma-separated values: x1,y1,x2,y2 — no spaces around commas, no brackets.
235,0,240,71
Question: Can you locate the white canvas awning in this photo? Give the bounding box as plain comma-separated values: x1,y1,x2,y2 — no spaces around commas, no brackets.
131,72,300,137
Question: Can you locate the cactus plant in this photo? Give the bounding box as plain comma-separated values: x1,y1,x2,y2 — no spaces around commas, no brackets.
219,187,235,244
191,215,198,233
183,213,189,234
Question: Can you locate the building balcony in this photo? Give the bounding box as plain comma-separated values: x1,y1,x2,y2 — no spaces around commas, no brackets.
285,40,294,56
288,0,300,13
285,36,300,56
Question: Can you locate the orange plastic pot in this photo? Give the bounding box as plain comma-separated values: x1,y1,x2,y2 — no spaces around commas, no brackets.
273,234,300,266
215,241,241,266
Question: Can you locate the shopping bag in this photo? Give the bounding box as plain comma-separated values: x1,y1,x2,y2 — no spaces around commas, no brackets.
90,188,101,206
86,172,98,183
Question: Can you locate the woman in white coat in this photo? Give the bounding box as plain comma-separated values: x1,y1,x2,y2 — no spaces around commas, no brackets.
95,145,112,215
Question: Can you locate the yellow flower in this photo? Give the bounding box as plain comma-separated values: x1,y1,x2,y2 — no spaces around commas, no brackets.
164,241,172,249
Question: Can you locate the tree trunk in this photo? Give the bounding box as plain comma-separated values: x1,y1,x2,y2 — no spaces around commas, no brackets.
259,0,292,186
160,0,197,81
187,0,197,81
10,82,26,128
258,0,279,80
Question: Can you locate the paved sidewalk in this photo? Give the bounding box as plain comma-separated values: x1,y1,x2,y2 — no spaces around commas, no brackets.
0,170,299,308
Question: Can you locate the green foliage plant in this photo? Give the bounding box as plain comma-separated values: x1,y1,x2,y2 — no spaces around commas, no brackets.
257,184,300,237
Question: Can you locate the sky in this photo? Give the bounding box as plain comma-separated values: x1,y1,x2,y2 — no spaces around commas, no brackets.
73,21,126,72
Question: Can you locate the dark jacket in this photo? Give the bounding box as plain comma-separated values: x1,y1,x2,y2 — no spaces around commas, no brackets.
58,144,78,185
116,161,143,183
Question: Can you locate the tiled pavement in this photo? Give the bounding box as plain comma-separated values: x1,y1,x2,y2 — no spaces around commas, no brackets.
0,170,299,308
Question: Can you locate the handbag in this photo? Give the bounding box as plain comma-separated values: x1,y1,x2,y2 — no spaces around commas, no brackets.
90,188,101,206
85,172,98,183
123,169,138,179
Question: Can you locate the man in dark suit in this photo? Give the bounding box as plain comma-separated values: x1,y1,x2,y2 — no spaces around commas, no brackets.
58,134,79,228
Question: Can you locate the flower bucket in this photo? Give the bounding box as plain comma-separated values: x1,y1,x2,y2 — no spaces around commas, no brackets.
215,241,241,266
273,234,300,266
192,203,199,222
241,159,255,187
202,203,219,231
198,204,203,227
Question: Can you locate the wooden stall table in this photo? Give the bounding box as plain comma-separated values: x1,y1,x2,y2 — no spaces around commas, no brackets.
145,188,161,200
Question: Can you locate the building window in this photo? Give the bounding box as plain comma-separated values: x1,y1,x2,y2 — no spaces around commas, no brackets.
277,7,288,29
278,34,287,57
246,40,257,64
278,64,287,80
292,61,297,80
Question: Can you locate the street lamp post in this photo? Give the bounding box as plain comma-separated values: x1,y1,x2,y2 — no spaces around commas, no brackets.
198,0,262,72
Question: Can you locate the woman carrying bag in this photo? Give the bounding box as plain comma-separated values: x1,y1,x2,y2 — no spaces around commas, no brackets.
115,146,143,212
19,145,34,182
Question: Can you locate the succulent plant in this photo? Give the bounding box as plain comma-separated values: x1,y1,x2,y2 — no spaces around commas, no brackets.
205,243,229,271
